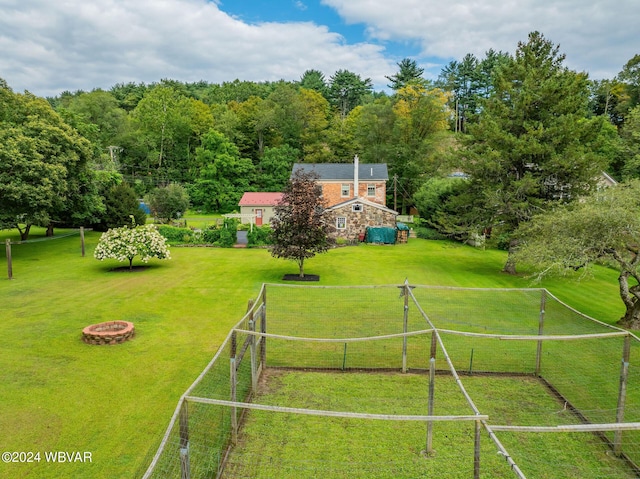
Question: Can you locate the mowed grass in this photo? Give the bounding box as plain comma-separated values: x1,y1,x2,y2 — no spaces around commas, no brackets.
0,228,627,479
222,371,635,478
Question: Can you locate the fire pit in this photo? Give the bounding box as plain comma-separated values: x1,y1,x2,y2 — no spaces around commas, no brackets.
82,321,135,345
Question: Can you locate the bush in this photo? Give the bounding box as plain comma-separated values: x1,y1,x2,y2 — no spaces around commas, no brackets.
202,227,222,244
415,227,447,240
157,219,237,247
157,225,195,244
247,225,273,247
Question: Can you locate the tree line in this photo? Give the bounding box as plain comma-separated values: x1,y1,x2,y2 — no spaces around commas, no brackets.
1,32,639,244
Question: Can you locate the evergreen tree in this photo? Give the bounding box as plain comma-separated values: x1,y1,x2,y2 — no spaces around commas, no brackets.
435,32,612,273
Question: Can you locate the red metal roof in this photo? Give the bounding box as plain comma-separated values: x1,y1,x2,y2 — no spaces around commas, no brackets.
239,192,283,206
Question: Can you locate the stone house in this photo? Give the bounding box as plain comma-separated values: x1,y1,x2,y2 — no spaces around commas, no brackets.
291,156,388,207
292,156,398,240
325,197,398,242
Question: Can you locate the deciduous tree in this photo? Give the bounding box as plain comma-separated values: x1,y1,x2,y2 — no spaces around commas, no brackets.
515,180,640,329
0,79,100,239
94,222,170,271
270,170,332,278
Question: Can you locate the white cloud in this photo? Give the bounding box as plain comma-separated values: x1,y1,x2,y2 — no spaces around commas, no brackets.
322,0,639,79
1,0,637,97
0,0,394,96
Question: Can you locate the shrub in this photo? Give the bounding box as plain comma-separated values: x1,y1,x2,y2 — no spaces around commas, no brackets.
157,225,194,244
217,227,236,248
247,225,273,247
202,227,222,244
415,227,447,240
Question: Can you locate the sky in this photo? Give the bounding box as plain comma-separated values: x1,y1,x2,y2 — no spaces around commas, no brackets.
0,0,638,98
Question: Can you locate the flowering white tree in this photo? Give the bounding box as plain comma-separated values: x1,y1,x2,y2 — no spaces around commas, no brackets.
94,223,170,270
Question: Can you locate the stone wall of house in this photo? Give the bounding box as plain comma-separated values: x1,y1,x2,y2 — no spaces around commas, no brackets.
320,181,387,207
326,203,397,241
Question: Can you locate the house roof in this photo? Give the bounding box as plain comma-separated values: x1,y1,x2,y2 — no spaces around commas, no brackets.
292,163,388,181
238,192,283,206
326,197,398,215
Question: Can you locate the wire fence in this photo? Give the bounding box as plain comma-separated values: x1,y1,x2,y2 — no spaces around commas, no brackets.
139,282,640,479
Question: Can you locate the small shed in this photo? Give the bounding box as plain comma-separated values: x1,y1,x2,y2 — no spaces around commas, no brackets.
238,192,283,227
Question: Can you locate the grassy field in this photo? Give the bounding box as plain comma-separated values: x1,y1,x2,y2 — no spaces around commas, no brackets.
0,227,627,479
220,371,635,478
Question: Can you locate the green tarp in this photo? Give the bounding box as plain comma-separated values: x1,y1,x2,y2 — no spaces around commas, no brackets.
365,226,397,244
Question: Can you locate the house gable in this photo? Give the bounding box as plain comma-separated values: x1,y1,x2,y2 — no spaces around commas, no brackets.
325,198,397,241
292,157,388,207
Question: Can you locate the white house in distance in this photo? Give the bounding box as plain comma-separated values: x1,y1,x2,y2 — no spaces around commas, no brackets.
237,192,283,227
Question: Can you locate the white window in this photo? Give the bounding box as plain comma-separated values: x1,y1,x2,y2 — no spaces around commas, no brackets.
341,184,350,197
367,184,376,196
352,203,363,212
336,217,347,229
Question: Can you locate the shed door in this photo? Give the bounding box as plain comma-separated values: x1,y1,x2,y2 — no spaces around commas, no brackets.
255,209,263,226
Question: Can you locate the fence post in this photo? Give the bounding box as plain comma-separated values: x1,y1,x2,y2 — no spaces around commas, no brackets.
179,400,191,479
614,334,631,455
230,331,238,445
402,280,410,373
426,332,437,454
80,227,85,257
535,290,547,376
474,419,481,479
260,287,267,368
5,239,12,280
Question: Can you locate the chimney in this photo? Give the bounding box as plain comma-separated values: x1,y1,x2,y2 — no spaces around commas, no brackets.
353,154,359,199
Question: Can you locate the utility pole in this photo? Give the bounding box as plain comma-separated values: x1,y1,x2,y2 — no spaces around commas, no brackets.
393,174,398,212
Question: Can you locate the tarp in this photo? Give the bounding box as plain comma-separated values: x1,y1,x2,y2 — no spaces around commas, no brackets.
396,222,410,231
365,226,396,244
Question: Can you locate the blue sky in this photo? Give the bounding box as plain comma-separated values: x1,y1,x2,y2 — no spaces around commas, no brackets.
0,0,638,97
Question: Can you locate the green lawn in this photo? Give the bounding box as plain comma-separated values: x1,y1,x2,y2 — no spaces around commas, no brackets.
221,371,634,478
0,228,626,479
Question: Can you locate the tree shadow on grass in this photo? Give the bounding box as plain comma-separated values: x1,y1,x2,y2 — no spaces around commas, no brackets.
282,274,320,282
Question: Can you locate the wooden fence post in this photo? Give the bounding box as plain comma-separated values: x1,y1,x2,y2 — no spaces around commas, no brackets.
402,280,409,373
426,332,437,454
535,290,547,376
260,288,267,368
230,331,238,445
179,400,191,479
6,239,12,280
614,334,631,455
474,419,481,479
80,227,85,257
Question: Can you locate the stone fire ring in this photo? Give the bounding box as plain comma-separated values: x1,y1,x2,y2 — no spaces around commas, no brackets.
82,321,135,345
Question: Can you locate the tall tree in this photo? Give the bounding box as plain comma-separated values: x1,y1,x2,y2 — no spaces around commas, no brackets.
618,54,640,116
515,180,640,329
386,58,428,90
270,169,332,278
0,80,100,239
619,105,640,179
328,70,373,119
299,69,328,97
436,32,612,273
190,130,255,213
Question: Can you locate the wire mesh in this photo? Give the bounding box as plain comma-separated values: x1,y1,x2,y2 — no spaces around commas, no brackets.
142,283,640,479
